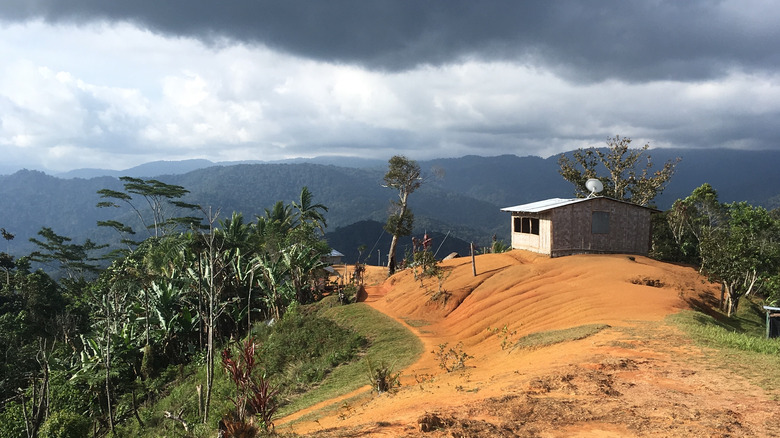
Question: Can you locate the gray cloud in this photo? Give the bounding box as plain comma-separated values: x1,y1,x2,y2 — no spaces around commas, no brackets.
1,2,780,172
2,1,779,81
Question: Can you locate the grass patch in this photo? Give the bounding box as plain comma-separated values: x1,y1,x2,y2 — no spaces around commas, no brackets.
276,300,424,420
668,298,780,355
402,318,432,327
668,301,780,397
669,311,780,355
513,324,610,350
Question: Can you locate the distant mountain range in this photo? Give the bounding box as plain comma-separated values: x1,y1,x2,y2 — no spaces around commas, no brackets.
49,156,388,179
2,149,780,262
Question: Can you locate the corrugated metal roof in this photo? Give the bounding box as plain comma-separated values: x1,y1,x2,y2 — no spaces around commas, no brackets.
500,198,588,213
501,196,660,213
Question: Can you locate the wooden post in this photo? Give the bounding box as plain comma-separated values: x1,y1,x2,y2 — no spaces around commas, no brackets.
471,242,477,277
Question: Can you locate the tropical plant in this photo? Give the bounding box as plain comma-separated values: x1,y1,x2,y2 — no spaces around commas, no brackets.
365,357,400,394
221,337,279,433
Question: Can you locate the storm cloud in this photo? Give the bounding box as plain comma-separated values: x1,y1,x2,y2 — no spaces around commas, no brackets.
1,1,779,172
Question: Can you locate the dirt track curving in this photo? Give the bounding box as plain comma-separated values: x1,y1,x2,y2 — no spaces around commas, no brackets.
278,252,780,437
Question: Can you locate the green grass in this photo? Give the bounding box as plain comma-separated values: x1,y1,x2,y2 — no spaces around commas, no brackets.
513,324,610,350
275,299,424,420
667,299,780,397
668,299,780,355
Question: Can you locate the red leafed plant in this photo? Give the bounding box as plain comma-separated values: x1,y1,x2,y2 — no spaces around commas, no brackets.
221,337,279,434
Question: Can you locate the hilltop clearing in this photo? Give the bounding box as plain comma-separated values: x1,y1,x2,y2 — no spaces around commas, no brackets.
278,251,780,437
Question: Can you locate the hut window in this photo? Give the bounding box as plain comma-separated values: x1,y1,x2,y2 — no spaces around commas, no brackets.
592,211,610,234
514,216,539,235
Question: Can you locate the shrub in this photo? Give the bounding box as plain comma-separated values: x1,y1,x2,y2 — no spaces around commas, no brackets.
221,338,279,432
366,358,400,394
433,342,472,372
260,308,366,386
38,410,90,438
339,283,359,305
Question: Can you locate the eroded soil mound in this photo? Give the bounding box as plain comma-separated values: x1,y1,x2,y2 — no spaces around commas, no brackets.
279,252,779,437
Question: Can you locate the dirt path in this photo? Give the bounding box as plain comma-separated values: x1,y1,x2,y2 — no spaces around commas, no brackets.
281,253,780,437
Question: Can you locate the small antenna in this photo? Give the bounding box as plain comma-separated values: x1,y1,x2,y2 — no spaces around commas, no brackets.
585,178,603,198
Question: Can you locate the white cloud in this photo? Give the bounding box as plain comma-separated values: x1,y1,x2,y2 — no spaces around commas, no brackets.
0,20,779,172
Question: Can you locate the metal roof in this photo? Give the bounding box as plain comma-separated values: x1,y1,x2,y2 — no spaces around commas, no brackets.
500,198,588,213
501,196,660,213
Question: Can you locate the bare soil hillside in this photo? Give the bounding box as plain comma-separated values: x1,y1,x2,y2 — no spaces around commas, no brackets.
278,252,780,437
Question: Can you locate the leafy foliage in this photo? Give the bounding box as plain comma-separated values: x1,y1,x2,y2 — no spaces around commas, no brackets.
38,410,91,438
699,202,780,316
558,135,680,206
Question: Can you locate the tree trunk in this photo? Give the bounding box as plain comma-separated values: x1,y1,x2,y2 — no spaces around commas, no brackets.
725,283,740,317
387,233,399,276
387,191,409,277
131,387,144,427
105,327,114,434
204,277,214,424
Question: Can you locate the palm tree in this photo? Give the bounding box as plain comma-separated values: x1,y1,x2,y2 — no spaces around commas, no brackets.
293,186,328,234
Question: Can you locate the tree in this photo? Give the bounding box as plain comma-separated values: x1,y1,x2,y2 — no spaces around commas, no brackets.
699,202,780,317
558,135,680,206
0,227,14,285
191,206,226,424
96,177,200,247
28,228,106,280
665,183,726,266
383,156,422,276
293,186,328,235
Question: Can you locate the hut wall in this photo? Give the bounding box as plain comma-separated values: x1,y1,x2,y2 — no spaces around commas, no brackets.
549,198,651,257
509,212,552,254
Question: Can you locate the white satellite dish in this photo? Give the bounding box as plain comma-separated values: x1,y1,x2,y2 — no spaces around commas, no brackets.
585,178,603,197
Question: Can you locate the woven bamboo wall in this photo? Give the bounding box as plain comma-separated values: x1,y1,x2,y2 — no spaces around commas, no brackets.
550,198,651,257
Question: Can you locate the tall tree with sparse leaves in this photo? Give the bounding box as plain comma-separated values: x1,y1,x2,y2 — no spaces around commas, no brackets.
558,135,680,206
97,177,201,250
383,155,422,276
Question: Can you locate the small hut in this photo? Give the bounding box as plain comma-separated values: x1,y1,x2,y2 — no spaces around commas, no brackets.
323,249,345,265
501,196,658,257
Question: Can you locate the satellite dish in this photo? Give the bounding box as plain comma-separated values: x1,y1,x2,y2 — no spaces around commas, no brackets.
585,178,603,197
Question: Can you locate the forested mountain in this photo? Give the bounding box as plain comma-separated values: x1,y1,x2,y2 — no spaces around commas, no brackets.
2,149,780,260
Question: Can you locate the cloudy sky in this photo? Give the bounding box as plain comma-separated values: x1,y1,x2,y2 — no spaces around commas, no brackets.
1,1,779,172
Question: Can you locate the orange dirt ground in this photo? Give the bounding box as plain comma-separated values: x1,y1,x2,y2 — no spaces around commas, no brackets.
277,251,780,437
